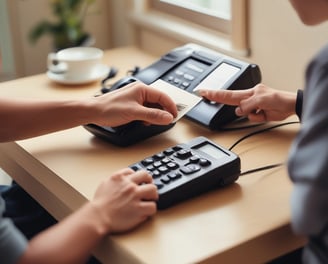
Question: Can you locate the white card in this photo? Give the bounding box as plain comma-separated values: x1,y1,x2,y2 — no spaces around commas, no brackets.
150,79,202,123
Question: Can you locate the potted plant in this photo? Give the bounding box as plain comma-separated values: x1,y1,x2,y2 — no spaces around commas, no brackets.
29,0,96,51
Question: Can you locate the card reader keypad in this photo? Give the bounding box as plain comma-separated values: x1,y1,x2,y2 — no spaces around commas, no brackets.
131,145,211,190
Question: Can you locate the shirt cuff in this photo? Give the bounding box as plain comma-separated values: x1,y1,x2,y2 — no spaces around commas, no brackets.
295,89,303,121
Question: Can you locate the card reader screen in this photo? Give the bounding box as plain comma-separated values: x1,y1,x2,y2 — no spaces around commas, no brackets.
194,143,227,159
193,62,240,92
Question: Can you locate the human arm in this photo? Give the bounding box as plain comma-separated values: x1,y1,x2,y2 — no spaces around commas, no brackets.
0,82,178,142
286,47,328,263
288,47,328,235
198,84,299,122
16,168,157,264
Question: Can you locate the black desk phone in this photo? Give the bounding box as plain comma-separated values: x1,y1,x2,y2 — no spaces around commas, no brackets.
130,136,240,209
84,43,261,146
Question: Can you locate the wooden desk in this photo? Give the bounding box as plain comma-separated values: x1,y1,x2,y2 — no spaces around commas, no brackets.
0,46,306,264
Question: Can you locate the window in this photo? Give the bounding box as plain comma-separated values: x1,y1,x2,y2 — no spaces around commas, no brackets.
130,0,249,56
152,0,231,34
160,0,231,19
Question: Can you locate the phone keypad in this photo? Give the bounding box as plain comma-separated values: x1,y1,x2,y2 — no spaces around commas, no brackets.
128,136,240,209
131,146,212,190
161,58,208,90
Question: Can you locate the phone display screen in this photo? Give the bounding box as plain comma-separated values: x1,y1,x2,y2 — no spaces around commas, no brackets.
193,62,240,93
193,142,227,159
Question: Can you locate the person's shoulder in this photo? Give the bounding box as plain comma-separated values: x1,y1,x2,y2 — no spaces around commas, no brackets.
306,43,328,79
312,43,328,66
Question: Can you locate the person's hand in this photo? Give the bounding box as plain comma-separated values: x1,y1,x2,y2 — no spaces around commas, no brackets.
198,84,297,122
89,82,178,127
91,168,158,233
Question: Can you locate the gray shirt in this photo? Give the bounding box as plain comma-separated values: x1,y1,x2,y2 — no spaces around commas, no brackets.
0,195,27,264
288,43,328,263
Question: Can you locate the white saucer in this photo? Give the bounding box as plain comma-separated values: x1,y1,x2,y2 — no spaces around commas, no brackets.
47,64,110,85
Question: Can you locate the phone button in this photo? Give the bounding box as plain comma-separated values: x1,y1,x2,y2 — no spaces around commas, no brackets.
180,164,201,174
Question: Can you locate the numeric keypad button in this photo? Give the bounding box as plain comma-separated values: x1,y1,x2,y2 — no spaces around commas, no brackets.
141,158,154,166
180,164,201,174
175,149,192,159
199,158,211,166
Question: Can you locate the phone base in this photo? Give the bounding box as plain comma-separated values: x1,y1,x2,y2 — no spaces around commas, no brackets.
84,121,176,147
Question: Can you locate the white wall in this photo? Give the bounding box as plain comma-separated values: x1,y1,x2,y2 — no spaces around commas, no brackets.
249,0,328,91
0,0,15,80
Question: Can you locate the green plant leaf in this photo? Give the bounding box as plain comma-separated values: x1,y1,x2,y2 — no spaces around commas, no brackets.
29,0,95,49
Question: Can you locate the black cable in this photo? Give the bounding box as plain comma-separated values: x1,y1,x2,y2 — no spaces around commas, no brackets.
228,121,300,151
127,66,141,76
229,120,299,176
100,66,141,94
100,67,118,93
240,162,284,176
219,122,266,131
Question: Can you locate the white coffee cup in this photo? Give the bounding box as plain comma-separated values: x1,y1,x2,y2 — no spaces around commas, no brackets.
47,47,104,78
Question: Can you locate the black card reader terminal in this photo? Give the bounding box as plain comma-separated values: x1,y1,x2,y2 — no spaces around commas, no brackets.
129,136,240,209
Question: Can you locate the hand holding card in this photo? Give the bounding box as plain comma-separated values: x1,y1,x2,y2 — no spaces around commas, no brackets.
150,80,202,123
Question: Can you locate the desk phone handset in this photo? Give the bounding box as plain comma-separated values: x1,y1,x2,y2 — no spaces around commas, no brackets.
84,43,261,146
130,136,240,209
